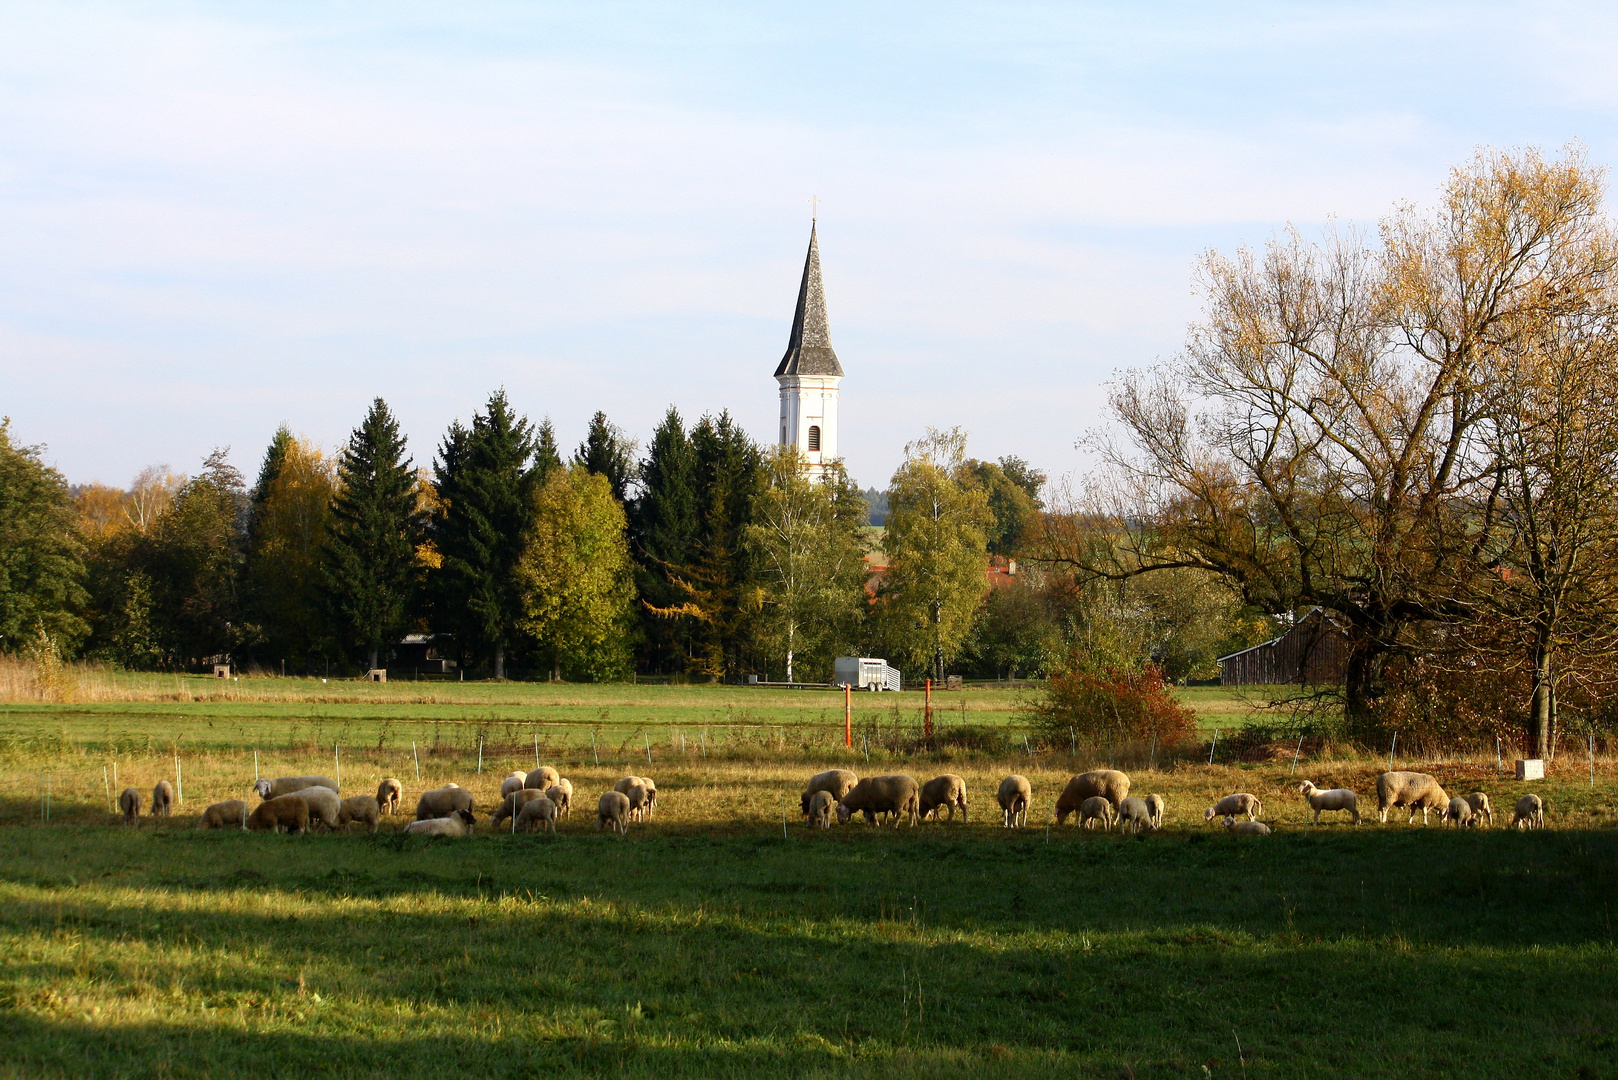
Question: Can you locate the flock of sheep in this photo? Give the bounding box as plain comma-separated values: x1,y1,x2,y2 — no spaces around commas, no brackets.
110,763,1552,837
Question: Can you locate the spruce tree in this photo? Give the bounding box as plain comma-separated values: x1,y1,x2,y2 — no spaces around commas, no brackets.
431,390,536,679
534,419,563,488
629,407,698,673
574,410,635,503
323,399,420,672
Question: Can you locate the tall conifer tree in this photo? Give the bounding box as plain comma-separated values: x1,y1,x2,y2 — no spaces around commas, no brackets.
574,411,635,503
629,407,699,673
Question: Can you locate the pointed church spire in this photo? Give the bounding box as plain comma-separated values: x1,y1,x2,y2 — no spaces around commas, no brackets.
774,222,844,378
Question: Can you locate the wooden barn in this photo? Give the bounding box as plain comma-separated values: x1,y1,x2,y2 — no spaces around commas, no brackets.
1217,608,1350,686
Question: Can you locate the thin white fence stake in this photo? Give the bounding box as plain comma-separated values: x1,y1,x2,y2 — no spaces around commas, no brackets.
103,765,111,813
1388,731,1398,770
1590,733,1596,788
175,753,183,805
254,749,259,782
1149,733,1157,771
1290,734,1305,776
112,762,118,801
1069,726,1076,755
1497,737,1502,776
700,731,706,757
592,732,598,766
534,734,540,769
412,742,421,782
477,737,483,774
334,744,340,788
781,796,788,840
863,735,869,763
1208,730,1218,765
1024,735,1033,759
645,733,652,765
680,731,686,755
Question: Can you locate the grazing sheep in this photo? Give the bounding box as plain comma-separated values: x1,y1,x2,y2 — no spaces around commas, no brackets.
1054,770,1131,823
1376,771,1449,825
500,771,529,798
613,775,644,795
1144,794,1166,830
1442,797,1474,828
545,782,573,818
527,766,561,793
996,775,1031,828
640,777,658,816
806,789,836,829
247,794,310,833
337,795,381,832
1117,796,1153,834
1463,791,1493,826
801,769,859,816
1512,793,1545,830
416,785,475,821
403,809,476,837
197,799,247,830
624,781,652,822
151,780,174,817
597,791,630,834
1298,781,1361,825
919,774,968,823
490,788,548,828
515,795,557,834
375,778,402,815
290,785,341,830
1226,820,1271,836
253,775,340,800
1079,796,1115,831
119,787,140,825
836,775,921,828
1204,793,1263,824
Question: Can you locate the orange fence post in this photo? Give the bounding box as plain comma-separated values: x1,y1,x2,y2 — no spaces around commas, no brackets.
844,684,853,748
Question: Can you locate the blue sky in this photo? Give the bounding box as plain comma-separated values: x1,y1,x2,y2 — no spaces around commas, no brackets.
4,2,1618,491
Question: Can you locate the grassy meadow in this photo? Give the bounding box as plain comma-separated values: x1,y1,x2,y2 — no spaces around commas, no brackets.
3,674,1616,1077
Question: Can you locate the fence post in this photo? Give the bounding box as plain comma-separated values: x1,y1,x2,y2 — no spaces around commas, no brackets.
1290,734,1305,776
1070,726,1076,756
103,765,111,813
1496,738,1502,776
175,753,183,805
477,737,483,774
254,749,259,783
1149,733,1157,771
534,734,540,769
412,742,420,782
592,732,598,766
1208,729,1218,765
1389,731,1398,770
645,733,652,765
334,744,340,789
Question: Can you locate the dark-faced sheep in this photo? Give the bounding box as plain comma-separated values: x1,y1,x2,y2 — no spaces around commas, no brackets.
490,788,548,828
198,799,247,830
997,775,1031,828
500,771,529,798
919,774,967,823
1376,771,1449,825
1298,781,1360,825
1204,793,1262,824
119,786,140,825
801,769,858,817
416,785,475,821
1144,793,1166,830
247,794,309,833
1463,791,1493,826
375,778,402,815
337,795,381,832
516,795,557,834
1054,770,1131,823
404,809,475,837
1117,796,1153,834
151,780,174,817
597,791,630,834
545,782,573,818
1079,796,1114,831
527,766,561,793
836,775,920,828
254,775,340,800
806,789,836,828
1512,793,1545,830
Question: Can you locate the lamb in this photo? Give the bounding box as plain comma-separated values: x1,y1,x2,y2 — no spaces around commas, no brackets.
337,795,381,832
197,799,247,830
918,774,968,822
545,782,573,818
597,791,630,834
1204,793,1263,824
624,781,652,822
1226,820,1271,836
802,769,859,816
527,766,561,793
500,771,529,798
151,780,174,817
1142,793,1166,830
490,788,548,828
375,778,403,815
1078,796,1115,830
1512,793,1545,830
836,775,920,828
119,787,140,825
253,775,340,800
1442,797,1474,828
403,809,475,837
997,775,1031,828
416,785,475,821
515,795,557,833
1117,796,1153,834
1463,791,1493,826
1054,770,1131,823
805,789,836,829
1376,771,1449,825
641,777,658,816
290,785,341,830
247,794,310,833
1297,781,1361,825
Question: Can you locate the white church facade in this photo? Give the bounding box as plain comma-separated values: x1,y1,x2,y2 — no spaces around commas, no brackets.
774,222,843,479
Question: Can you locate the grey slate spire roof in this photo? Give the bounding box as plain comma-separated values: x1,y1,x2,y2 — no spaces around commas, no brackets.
774,222,844,378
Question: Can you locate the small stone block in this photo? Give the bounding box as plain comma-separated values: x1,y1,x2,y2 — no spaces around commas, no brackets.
1515,759,1544,781
366,669,387,683
212,664,230,679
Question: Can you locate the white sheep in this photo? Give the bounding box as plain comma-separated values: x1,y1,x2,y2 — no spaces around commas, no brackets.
1204,793,1262,824
1297,781,1361,825
254,775,340,800
500,771,528,798
197,799,246,830
119,786,140,825
490,788,548,828
545,782,572,818
375,778,402,815
516,795,557,833
151,780,174,817
1078,796,1114,831
527,766,561,793
1144,794,1165,830
290,786,341,830
1226,820,1271,836
802,770,859,817
597,791,630,834
624,781,652,822
403,809,475,837
1512,793,1545,830
919,774,968,823
1463,791,1493,826
1442,797,1474,828
805,789,836,829
1117,796,1152,834
337,795,381,832
416,785,474,820
1376,771,1449,825
997,775,1031,828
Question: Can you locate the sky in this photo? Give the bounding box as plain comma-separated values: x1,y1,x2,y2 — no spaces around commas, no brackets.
5,2,1618,494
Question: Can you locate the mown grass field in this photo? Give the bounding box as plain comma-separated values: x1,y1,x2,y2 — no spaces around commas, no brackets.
3,679,1614,1078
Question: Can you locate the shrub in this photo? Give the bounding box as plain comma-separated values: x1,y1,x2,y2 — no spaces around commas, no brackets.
1027,661,1196,748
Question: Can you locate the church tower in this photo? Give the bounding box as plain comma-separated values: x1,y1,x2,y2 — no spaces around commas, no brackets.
775,221,843,479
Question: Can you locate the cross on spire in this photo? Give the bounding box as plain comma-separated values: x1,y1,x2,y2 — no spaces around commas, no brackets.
809,194,820,221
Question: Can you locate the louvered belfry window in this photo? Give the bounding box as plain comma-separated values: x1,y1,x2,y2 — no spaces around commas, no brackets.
807,425,821,451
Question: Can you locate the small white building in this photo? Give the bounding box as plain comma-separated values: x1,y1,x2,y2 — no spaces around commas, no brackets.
775,221,843,480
